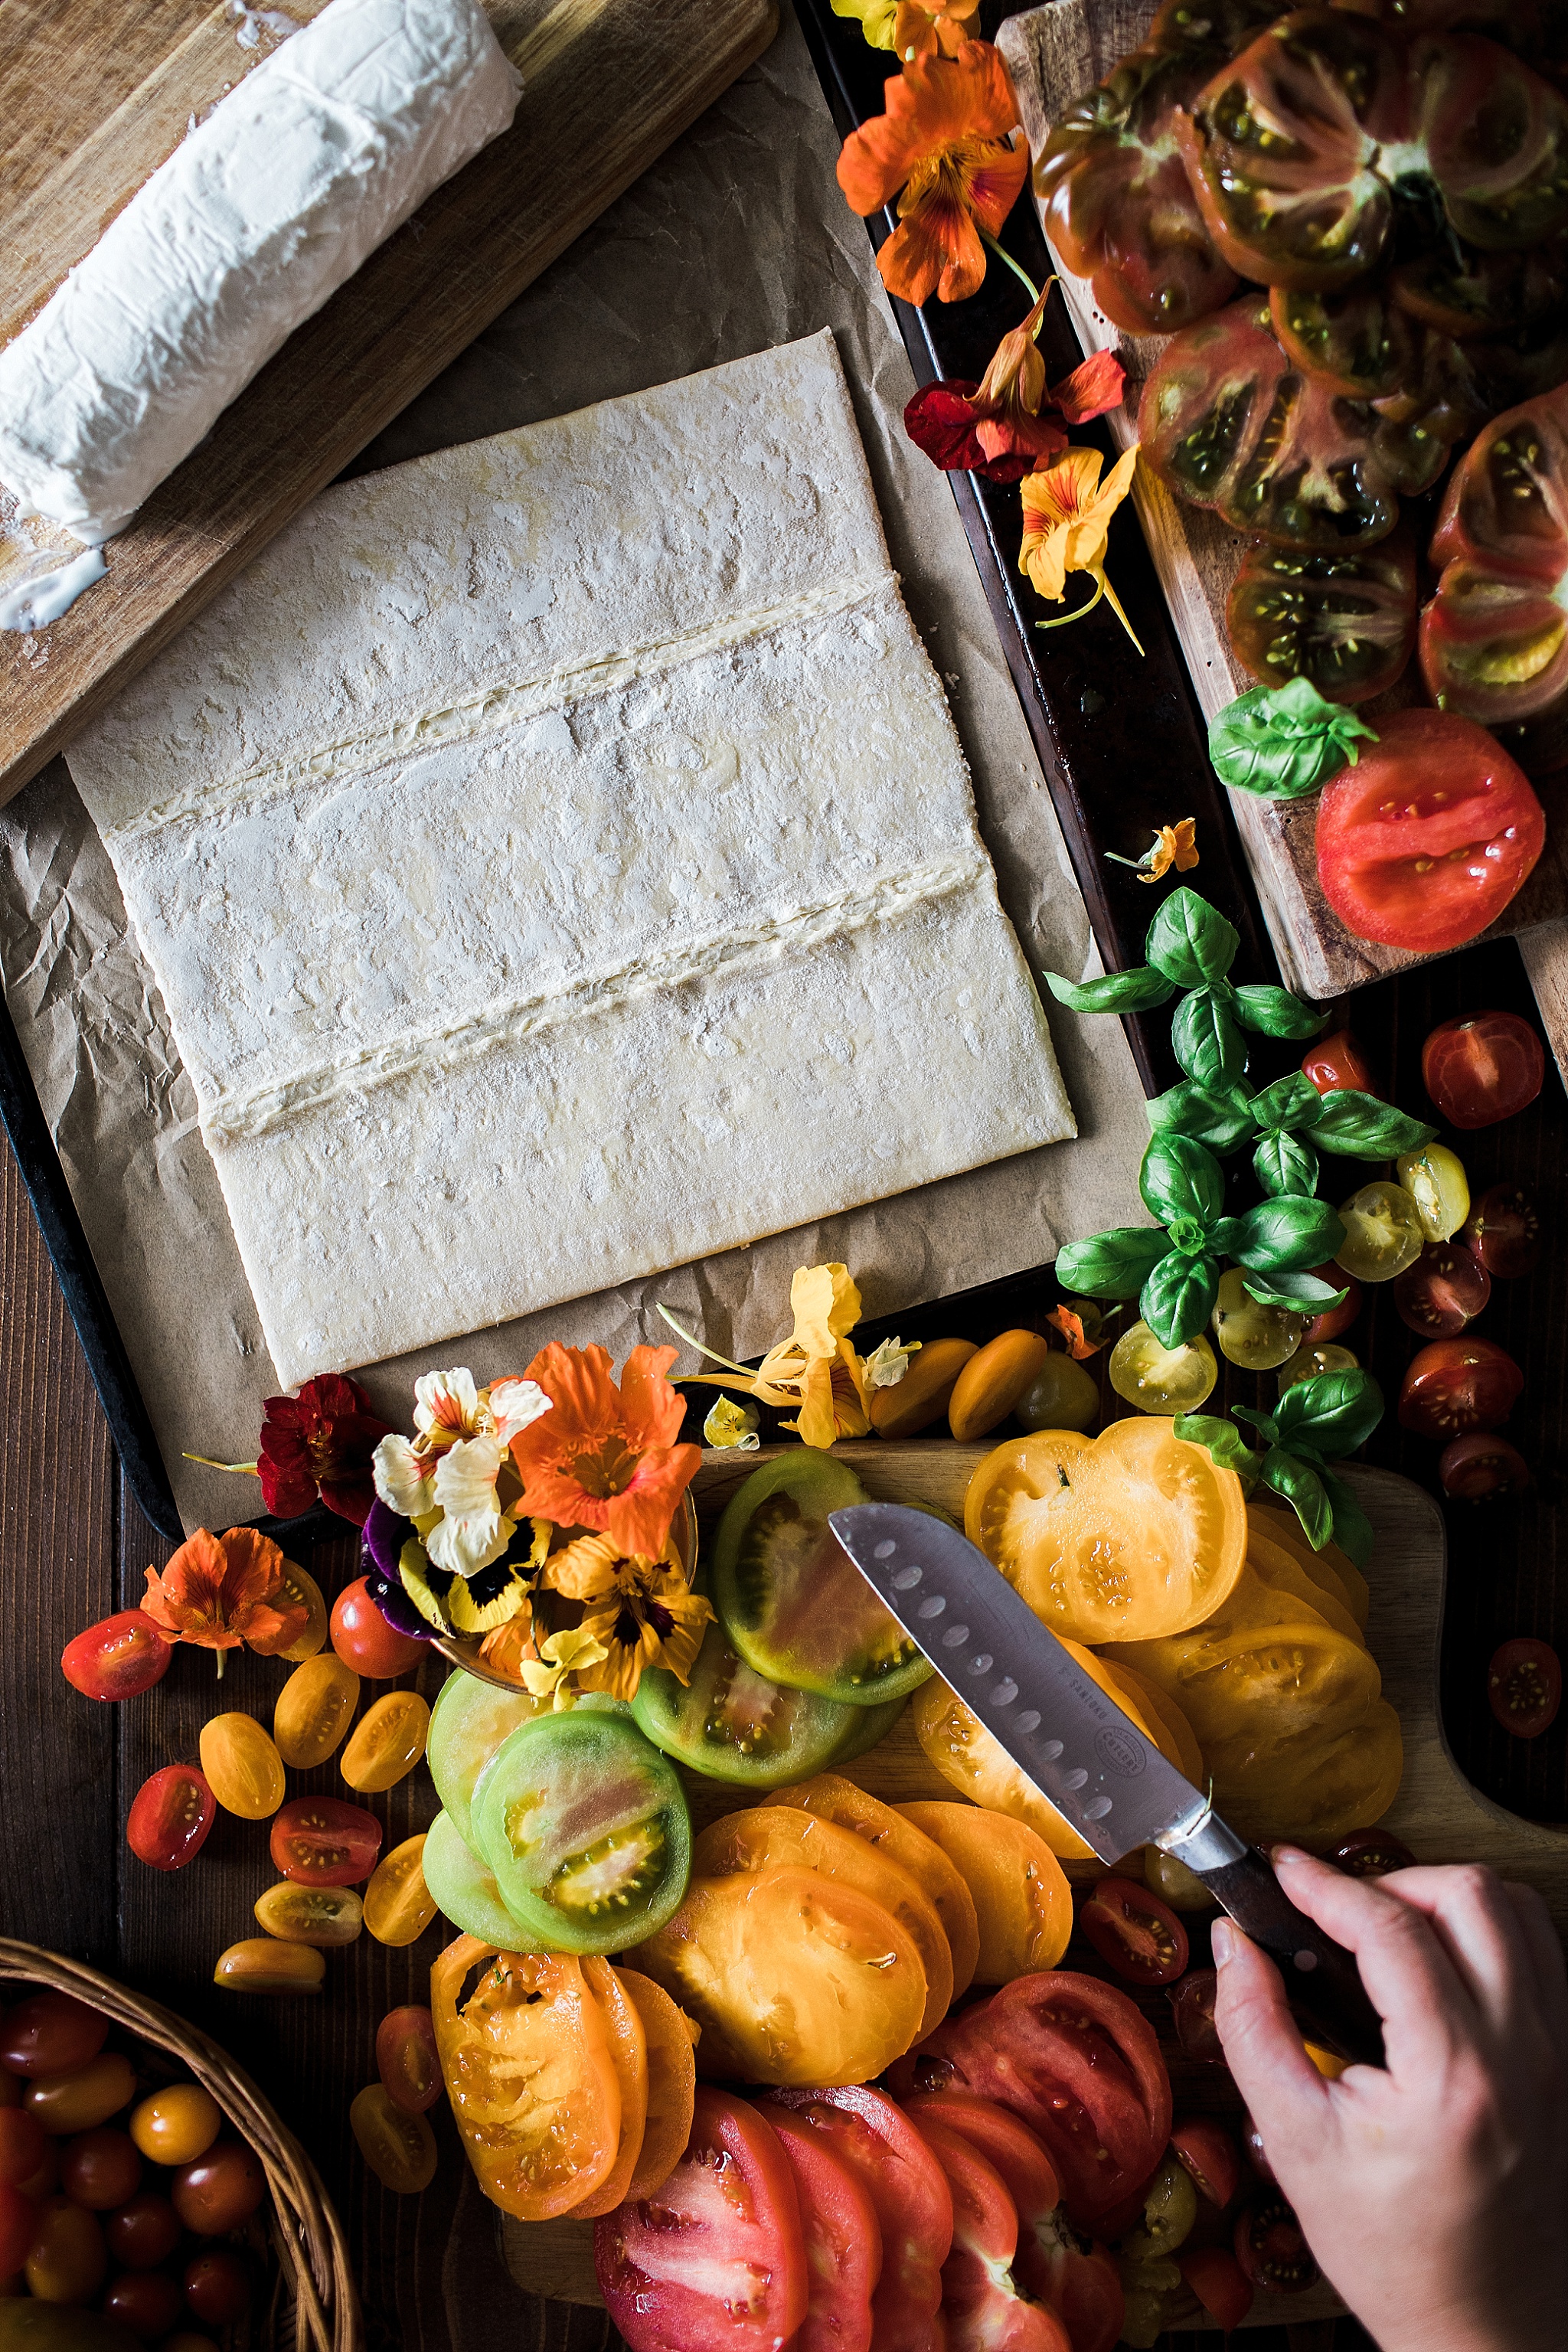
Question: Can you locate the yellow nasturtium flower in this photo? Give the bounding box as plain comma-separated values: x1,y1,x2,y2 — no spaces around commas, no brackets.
661,1262,877,1449
1020,444,1143,652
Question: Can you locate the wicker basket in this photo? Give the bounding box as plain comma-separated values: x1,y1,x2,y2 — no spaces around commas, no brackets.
0,1939,361,2352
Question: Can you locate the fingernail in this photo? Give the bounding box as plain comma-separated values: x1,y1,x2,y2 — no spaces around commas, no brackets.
1211,1918,1234,1965
1272,1844,1311,1867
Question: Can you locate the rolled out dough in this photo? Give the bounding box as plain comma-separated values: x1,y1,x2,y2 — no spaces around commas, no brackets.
67,332,1076,1387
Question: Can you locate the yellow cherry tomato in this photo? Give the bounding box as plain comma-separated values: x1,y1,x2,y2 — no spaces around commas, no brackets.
129,2083,222,2166
273,1655,359,1770
198,1713,285,1819
1013,1352,1100,1433
340,1690,430,1794
1277,1342,1359,1396
213,1938,325,1995
1210,1268,1308,1371
1336,1181,1425,1281
349,2083,437,2194
1109,1322,1218,1413
24,2053,136,2136
271,1561,328,1662
895,1802,1072,1987
1396,1142,1470,1243
362,1834,438,1947
254,1881,364,1946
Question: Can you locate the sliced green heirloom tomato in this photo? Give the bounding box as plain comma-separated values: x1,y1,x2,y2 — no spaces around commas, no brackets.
475,1710,691,1955
422,1810,535,1949
1226,534,1418,704
631,1610,887,1786
711,1451,931,1707
427,1671,545,1851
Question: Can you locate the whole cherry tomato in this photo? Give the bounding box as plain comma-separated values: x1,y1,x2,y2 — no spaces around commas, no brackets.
126,1766,216,1873
1167,1970,1223,2063
104,2267,185,2341
1327,1828,1416,1878
0,2183,35,2274
1234,2196,1318,2292
270,1797,383,1888
1397,1337,1523,1439
129,2084,221,2168
24,2053,136,2137
1392,1243,1491,1338
330,1579,426,1679
15,2143,57,2199
1078,1877,1189,1986
1463,1183,1542,1279
24,2194,107,2300
60,1612,172,1703
1301,1029,1374,1096
0,1993,108,2079
183,2247,252,2325
59,2127,141,2209
171,2141,266,2236
1300,1263,1361,1347
1170,2117,1240,2208
1487,1638,1561,1739
1423,1011,1545,1129
375,2007,443,2115
105,2189,181,2269
1440,1431,1531,1503
0,2109,46,2187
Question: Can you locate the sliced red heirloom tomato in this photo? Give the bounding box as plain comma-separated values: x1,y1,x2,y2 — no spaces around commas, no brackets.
1425,1018,1547,1132
1315,710,1546,954
767,2086,952,2352
595,2088,808,2352
753,2101,882,2352
1234,2196,1319,2292
1302,1031,1375,1096
1179,2246,1256,2331
1077,1877,1190,1986
1398,1335,1524,1437
1440,1430,1532,1501
1226,532,1418,702
913,2116,1071,2352
1393,1242,1491,1338
1171,2116,1241,2210
1487,1637,1561,1736
1464,1180,1544,1272
1326,1828,1416,1877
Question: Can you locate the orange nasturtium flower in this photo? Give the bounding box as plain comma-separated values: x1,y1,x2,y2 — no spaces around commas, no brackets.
894,0,983,60
1020,444,1143,652
838,42,1028,307
508,1344,701,1563
142,1526,308,1672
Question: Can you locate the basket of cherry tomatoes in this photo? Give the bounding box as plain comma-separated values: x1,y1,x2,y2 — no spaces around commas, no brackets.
0,1942,357,2351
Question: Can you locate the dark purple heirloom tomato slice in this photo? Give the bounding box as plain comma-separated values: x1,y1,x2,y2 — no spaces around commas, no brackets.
1487,1636,1560,1736
1393,1243,1491,1338
1326,1828,1416,1877
1440,1430,1532,1501
1227,532,1417,702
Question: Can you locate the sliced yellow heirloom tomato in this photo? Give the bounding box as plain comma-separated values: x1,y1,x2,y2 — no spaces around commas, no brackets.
896,1802,1072,1986
1249,1502,1370,1633
1096,1658,1204,1788
692,1807,948,2040
769,1772,982,2001
632,1867,927,2087
1245,1527,1364,1645
965,1419,1247,1644
570,1958,649,2220
616,1968,699,2200
1204,1697,1403,1845
430,1936,621,2220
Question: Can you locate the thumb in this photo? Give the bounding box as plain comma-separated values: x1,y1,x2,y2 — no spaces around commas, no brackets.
1212,1915,1332,2166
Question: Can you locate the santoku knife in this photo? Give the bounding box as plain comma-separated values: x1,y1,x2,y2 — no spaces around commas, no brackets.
830,1501,1385,2066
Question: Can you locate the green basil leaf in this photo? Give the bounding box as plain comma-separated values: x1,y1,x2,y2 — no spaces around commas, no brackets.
1232,1405,1279,1439
1044,966,1177,1014
1259,1446,1334,1547
1145,890,1239,989
1318,1466,1377,1570
1246,1071,1322,1135
1208,676,1379,799
1241,1269,1350,1312
1172,988,1249,1088
1147,1080,1256,1155
1231,984,1327,1041
1140,1133,1226,1230
1308,1090,1439,1161
1274,1368,1384,1459
1056,1226,1172,1300
1228,1195,1346,1273
1253,1130,1320,1200
1173,1414,1259,1488
1140,1249,1220,1350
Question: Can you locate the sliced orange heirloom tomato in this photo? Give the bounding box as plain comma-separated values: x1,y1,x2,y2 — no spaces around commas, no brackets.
897,1802,1072,1986
1247,1501,1370,1633
772,1772,982,2001
693,1807,951,2040
965,1419,1246,1644
1095,1657,1204,1788
1244,1527,1364,1646
569,1959,649,2220
616,1969,697,2203
430,1937,621,2220
1204,1699,1404,1845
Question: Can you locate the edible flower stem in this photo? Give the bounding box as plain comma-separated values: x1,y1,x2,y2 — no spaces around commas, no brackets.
979,228,1040,307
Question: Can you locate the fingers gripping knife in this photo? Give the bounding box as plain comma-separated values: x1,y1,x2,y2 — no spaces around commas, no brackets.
830,1502,1386,2066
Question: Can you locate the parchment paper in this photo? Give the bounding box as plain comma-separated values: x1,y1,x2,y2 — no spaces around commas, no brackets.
0,2,1150,1531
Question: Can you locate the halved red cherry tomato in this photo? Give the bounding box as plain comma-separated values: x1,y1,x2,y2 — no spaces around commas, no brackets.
753,2101,882,2352
1398,1336,1524,1438
60,1612,172,1702
1393,1243,1491,1338
1167,1969,1223,2064
330,1578,426,1678
915,2115,1071,2352
1315,712,1546,955
594,2087,808,2352
769,2086,952,2352
1425,1014,1547,1131
1180,2246,1255,2331
1487,1638,1561,1737
1440,1431,1532,1502
375,2007,441,2116
126,1766,216,1872
1078,1878,1189,1987
1170,2117,1240,2210
1327,1829,1416,1879
1464,1182,1543,1276
269,1796,383,1887
1302,1032,1374,1096
1235,2197,1318,2292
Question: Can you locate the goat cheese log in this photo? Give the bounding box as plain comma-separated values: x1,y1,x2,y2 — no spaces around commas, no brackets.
0,0,520,544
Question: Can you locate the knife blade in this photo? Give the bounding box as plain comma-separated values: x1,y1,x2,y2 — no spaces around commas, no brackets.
831,1499,1385,2066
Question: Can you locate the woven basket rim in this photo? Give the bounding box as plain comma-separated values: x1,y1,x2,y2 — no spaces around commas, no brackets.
0,1939,362,2352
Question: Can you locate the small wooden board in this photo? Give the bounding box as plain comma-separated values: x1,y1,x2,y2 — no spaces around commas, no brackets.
0,0,779,804
997,0,1568,1016
498,1441,1568,2324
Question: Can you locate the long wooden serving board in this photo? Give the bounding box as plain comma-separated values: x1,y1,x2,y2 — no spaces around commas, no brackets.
0,0,779,805
498,1441,1567,2326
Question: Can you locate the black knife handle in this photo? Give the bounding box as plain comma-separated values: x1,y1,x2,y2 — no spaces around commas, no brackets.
1194,1845,1386,2068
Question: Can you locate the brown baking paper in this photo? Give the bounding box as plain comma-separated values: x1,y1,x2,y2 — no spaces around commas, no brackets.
0,2,1150,1531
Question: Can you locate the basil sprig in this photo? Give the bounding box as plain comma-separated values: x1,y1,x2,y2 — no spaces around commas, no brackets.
1243,1071,1436,1200
1176,1369,1383,1566
1208,677,1379,799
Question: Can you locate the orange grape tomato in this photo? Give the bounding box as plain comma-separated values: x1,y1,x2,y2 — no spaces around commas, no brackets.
129,2084,221,2167
257,1560,328,1661
212,1938,326,1996
634,1867,927,2088
692,1808,949,2039
171,2141,266,2235
896,1803,1072,1987
362,1834,437,1947
964,1418,1247,1644
198,1713,286,1820
569,1961,650,2220
615,1970,697,2203
24,2053,136,2136
330,1578,426,1679
57,2127,139,2210
24,2196,106,2301
1243,1527,1363,1645
350,2084,437,2195
272,1654,360,1769
0,1994,108,2079
340,1690,430,1794
253,1882,364,1946
772,1773,982,2001
430,1938,622,2221
374,2007,443,2118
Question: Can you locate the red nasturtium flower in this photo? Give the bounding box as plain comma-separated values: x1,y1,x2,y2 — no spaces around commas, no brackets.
508,1344,702,1561
838,42,1029,306
258,1374,391,1525
142,1527,308,1662
905,289,1125,482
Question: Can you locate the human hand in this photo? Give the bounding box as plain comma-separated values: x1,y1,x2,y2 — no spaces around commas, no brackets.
1212,1849,1568,2352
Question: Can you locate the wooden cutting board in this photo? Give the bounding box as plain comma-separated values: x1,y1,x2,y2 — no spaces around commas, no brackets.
0,0,779,803
497,1441,1567,2328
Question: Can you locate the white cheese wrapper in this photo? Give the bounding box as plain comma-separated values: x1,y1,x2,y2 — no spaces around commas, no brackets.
0,0,520,543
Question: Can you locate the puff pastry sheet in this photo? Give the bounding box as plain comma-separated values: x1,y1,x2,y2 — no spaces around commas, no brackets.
68,332,1076,1385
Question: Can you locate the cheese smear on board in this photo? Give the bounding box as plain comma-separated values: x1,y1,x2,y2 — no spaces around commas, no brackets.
0,0,520,544
67,334,1076,1387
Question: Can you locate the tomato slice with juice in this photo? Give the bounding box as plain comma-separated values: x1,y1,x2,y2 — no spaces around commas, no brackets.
1078,1877,1190,1987
769,2085,952,2352
753,2100,883,2352
915,2115,1073,2352
632,1612,897,1788
1425,1018,1547,1132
